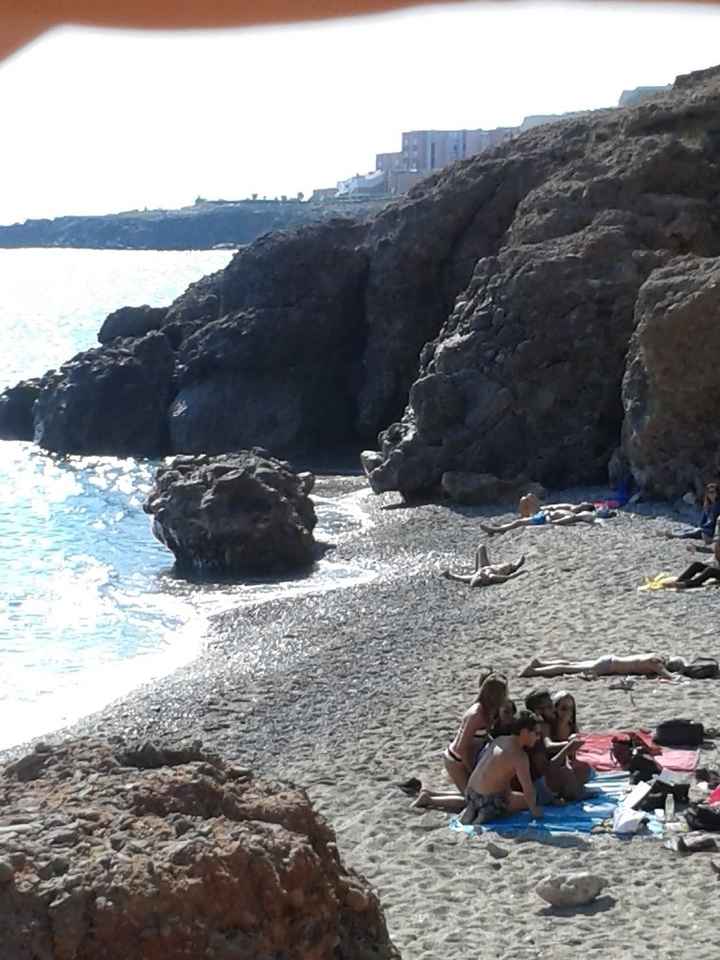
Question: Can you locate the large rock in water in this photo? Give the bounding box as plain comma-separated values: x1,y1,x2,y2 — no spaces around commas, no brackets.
167,221,369,456
0,378,44,441
98,304,168,344
621,255,720,498
33,331,175,456
144,450,317,574
0,739,399,960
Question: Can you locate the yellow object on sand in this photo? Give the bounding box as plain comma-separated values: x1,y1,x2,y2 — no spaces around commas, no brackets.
639,573,678,592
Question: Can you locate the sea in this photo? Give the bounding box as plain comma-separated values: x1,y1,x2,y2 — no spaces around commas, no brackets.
0,248,374,752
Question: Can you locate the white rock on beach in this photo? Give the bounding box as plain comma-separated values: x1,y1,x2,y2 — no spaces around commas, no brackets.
535,871,607,907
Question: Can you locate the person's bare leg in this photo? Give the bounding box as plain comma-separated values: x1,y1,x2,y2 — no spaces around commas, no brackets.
443,754,469,793
519,658,596,678
476,544,490,569
480,518,530,536
506,790,533,813
441,569,474,584
412,790,465,812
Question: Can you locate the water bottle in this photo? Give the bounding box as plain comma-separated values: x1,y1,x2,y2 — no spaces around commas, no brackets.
664,792,675,823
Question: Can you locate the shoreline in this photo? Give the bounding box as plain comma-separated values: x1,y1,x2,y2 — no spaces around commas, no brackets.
3,485,720,959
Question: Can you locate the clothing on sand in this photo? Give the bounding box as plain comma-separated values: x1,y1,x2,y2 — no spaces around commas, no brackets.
575,731,700,773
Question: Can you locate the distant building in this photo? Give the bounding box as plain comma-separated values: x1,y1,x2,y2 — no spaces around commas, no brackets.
336,170,387,197
618,85,671,108
310,187,338,203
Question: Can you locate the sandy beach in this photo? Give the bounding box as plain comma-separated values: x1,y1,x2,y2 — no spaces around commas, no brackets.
4,477,720,960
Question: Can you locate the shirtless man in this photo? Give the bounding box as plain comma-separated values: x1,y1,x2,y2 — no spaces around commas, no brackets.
524,689,588,800
480,493,606,536
460,710,543,824
441,544,526,587
519,654,688,680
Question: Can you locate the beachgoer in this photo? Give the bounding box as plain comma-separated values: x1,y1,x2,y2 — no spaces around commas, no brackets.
666,521,720,589
551,690,592,786
524,689,587,800
441,544,526,587
664,481,720,544
480,493,609,536
442,672,508,792
519,653,688,680
460,710,544,823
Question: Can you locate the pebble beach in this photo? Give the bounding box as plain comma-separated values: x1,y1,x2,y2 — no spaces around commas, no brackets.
4,476,720,960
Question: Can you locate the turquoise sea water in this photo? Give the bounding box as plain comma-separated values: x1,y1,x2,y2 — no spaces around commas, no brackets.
0,249,372,751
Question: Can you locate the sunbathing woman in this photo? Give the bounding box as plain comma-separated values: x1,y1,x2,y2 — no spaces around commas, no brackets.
480,493,610,536
552,690,592,786
441,544,526,587
520,653,688,680
413,697,516,813
441,672,508,793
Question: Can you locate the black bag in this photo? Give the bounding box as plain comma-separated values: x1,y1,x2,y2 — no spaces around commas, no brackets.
653,719,705,747
683,657,719,680
685,802,720,832
636,775,690,811
628,748,662,783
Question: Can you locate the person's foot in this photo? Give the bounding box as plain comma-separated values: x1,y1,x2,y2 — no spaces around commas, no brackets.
411,789,432,809
396,777,422,796
516,554,526,570
519,657,541,677
479,523,498,536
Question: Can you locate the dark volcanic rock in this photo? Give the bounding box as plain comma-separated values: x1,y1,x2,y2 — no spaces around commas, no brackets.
33,331,175,456
621,255,720,498
143,450,317,574
168,222,368,456
0,738,399,960
0,378,44,441
366,68,720,495
98,304,168,344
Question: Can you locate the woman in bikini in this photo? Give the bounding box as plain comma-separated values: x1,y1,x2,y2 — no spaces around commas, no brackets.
442,672,508,792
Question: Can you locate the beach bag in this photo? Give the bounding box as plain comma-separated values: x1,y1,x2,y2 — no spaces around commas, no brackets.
653,719,705,747
636,776,690,812
685,802,720,832
682,657,719,680
628,749,662,783
611,733,656,769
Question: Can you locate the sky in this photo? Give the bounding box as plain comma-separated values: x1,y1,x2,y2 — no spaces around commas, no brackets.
0,1,719,224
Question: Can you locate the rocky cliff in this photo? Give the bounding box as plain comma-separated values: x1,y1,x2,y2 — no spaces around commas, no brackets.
0,198,388,250
3,65,720,498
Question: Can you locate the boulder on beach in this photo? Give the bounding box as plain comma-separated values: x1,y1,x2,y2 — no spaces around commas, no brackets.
440,471,546,505
621,255,720,499
143,449,318,575
535,871,607,908
0,738,399,960
33,331,175,457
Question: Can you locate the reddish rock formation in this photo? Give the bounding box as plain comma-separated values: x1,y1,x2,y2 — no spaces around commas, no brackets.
0,739,399,960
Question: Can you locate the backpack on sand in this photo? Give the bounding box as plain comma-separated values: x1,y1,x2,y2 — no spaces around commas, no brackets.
653,719,705,748
685,802,720,832
682,657,719,680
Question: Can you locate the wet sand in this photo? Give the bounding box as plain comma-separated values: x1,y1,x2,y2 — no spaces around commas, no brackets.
3,478,720,959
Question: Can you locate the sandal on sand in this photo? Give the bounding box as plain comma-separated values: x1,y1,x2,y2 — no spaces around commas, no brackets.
396,777,422,796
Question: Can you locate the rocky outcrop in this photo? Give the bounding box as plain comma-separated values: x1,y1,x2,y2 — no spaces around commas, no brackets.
440,472,545,506
0,738,398,960
0,378,44,441
98,305,168,344
143,450,317,575
33,331,175,457
169,221,369,456
621,256,720,498
10,66,720,488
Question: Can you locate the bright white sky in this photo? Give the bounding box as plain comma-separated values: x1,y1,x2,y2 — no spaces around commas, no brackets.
0,1,718,224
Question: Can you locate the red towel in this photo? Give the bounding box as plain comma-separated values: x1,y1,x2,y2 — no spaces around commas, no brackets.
576,730,699,773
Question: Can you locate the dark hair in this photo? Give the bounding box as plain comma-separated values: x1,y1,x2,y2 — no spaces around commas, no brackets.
551,690,578,735
511,710,541,735
524,688,551,713
476,674,508,722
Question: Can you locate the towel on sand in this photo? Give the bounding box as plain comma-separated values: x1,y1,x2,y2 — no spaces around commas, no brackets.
639,573,677,591
575,731,699,773
450,772,662,837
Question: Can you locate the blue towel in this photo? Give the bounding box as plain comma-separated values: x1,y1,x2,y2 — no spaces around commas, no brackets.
449,772,662,838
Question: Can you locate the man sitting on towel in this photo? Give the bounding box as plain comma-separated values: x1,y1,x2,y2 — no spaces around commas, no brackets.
460,710,544,824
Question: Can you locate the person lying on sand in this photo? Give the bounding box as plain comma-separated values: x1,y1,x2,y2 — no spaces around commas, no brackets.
660,521,720,589
663,481,720,545
524,689,589,801
442,672,508,792
480,493,613,536
519,653,689,680
441,544,526,587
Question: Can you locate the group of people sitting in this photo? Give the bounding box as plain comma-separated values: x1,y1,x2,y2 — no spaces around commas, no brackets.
412,671,591,824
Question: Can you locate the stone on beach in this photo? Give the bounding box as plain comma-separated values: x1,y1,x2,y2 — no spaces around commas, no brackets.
535,871,607,907
0,738,399,960
143,449,318,575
